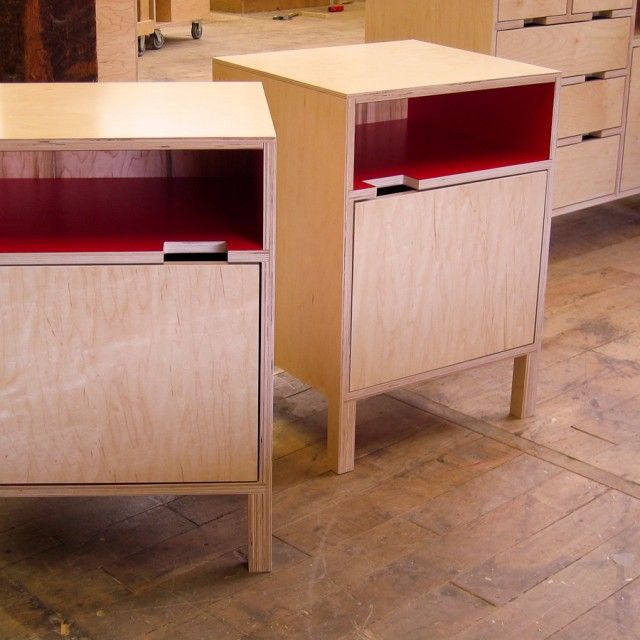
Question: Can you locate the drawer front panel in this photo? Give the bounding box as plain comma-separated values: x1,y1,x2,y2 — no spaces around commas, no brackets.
554,136,620,208
0,263,260,484
621,47,640,192
350,172,547,392
572,0,632,11
558,77,626,138
155,0,209,22
496,18,631,77
499,0,567,21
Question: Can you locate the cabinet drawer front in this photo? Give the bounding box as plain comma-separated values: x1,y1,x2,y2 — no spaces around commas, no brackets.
572,0,632,11
0,264,260,484
499,0,567,21
496,19,631,77
155,0,209,22
554,136,619,208
350,173,547,392
559,77,626,138
621,47,640,192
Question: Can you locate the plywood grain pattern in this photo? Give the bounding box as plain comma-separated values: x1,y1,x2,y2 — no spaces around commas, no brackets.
554,136,620,208
54,150,169,178
355,99,408,125
214,63,348,402
215,41,557,100
156,0,209,23
0,83,276,148
0,149,263,180
558,77,626,138
0,152,54,178
572,0,632,10
95,0,137,82
622,48,640,191
0,264,260,484
496,18,631,77
349,173,547,392
365,0,497,54
499,0,567,21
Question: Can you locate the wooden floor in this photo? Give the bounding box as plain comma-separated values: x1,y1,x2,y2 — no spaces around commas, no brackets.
3,5,640,638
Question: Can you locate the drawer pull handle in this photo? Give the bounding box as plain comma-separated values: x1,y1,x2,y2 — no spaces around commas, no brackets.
163,241,228,261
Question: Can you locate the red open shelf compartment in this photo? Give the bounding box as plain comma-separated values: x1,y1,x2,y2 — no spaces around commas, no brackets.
354,83,555,190
0,149,264,254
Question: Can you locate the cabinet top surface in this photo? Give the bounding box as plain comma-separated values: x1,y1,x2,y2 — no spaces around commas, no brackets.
214,40,559,98
0,82,276,145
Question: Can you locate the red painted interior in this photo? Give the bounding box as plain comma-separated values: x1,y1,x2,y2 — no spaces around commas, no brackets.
0,177,263,253
354,83,555,190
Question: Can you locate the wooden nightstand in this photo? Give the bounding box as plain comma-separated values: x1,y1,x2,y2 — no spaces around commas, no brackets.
214,40,560,474
0,82,275,572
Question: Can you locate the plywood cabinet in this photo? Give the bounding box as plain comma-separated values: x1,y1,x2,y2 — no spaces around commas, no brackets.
366,0,640,214
214,40,560,474
0,83,276,572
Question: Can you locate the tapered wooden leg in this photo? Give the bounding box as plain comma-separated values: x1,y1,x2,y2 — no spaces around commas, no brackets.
327,398,357,475
247,490,271,572
510,351,539,418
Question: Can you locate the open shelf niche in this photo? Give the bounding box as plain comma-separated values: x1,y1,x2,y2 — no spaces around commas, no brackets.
353,82,555,192
0,148,264,253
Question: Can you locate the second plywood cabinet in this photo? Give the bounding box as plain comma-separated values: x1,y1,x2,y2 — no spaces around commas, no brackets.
214,41,560,474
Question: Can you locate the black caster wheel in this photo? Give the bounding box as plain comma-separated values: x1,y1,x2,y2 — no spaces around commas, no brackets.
191,21,203,39
137,35,146,57
149,28,165,50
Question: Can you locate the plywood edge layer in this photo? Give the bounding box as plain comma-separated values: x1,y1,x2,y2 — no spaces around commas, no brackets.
0,139,274,152
0,482,270,497
0,252,163,266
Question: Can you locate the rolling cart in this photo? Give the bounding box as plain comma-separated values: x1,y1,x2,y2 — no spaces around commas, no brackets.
137,0,207,55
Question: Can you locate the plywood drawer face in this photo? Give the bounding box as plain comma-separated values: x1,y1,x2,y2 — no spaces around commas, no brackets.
554,136,620,208
496,18,631,77
349,172,547,392
572,0,632,11
621,47,640,191
155,0,209,22
0,263,260,485
499,0,567,21
558,77,626,138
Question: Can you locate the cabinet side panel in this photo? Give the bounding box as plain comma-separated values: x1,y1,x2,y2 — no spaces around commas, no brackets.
0,264,260,484
96,0,137,81
350,172,547,392
365,0,496,55
214,63,348,397
621,47,640,191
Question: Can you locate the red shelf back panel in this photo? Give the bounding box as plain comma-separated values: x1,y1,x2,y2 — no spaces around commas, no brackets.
354,83,555,189
0,177,263,253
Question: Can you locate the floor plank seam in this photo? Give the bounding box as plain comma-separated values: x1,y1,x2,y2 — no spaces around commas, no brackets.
388,389,640,500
